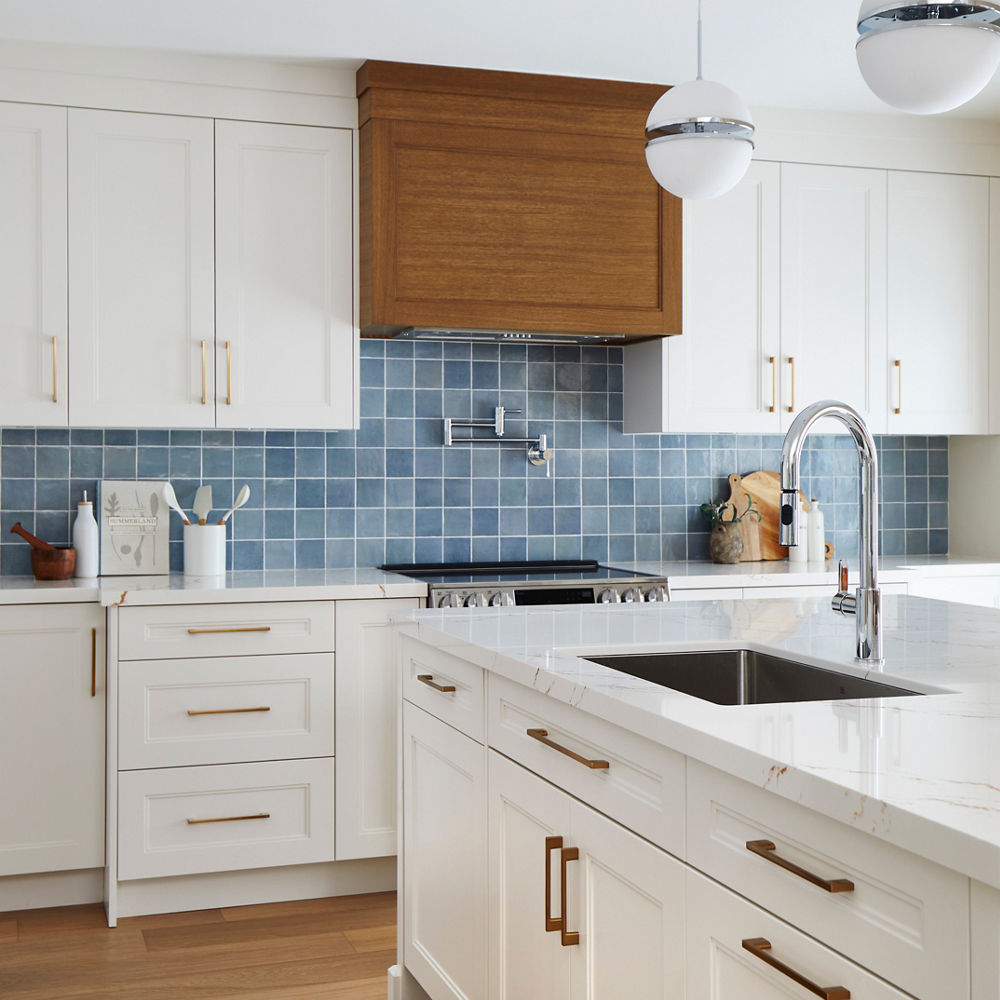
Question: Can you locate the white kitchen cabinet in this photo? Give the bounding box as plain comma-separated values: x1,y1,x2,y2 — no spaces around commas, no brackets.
0,103,68,427
215,120,356,429
888,171,989,434
780,163,887,433
402,700,487,1000
0,604,105,876
335,597,421,860
68,109,215,428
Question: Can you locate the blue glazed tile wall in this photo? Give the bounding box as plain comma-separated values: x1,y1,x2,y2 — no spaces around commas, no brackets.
0,342,947,575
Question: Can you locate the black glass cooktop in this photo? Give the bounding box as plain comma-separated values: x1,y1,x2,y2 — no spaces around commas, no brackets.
379,560,650,586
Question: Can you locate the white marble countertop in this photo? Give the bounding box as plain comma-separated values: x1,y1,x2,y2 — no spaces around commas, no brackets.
397,594,1000,888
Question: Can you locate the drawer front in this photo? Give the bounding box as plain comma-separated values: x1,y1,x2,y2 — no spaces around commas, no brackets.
118,653,334,769
687,760,969,1000
118,602,335,660
117,758,334,880
401,636,484,742
687,866,911,1000
488,673,685,857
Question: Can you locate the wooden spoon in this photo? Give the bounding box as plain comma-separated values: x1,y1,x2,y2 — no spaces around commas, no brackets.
10,522,56,551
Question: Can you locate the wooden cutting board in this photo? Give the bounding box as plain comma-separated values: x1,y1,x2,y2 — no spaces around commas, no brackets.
725,471,808,561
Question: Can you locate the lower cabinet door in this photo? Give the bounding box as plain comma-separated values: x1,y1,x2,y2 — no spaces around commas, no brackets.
687,867,911,999
403,701,487,1000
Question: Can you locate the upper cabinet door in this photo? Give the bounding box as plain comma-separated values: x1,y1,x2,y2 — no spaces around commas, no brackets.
68,110,215,428
888,171,989,435
215,121,355,430
780,164,888,433
0,103,68,427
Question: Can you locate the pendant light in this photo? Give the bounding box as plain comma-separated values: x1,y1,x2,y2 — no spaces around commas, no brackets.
644,0,755,200
856,1,1000,114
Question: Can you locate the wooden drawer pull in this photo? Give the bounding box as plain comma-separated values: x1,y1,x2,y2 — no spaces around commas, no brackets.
417,674,456,693
187,706,271,717
187,626,272,635
545,836,563,932
742,938,850,999
527,728,609,770
186,812,271,825
746,840,855,894
560,845,580,947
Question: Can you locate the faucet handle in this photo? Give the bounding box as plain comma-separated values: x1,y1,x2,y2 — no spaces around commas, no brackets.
838,560,849,593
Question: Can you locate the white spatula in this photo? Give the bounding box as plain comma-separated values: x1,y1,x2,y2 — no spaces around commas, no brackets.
192,485,213,526
218,484,251,525
162,482,190,525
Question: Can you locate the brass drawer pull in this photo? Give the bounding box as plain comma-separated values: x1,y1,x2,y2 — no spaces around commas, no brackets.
526,728,609,770
187,706,271,716
417,674,456,693
894,358,902,415
225,340,233,405
767,355,776,413
545,836,563,932
742,938,850,999
201,339,207,405
560,845,580,947
52,336,59,403
91,628,97,698
746,840,854,894
187,626,272,635
187,812,271,825
786,356,796,413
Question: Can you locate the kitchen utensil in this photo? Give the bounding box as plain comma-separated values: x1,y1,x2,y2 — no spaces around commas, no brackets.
10,522,76,579
218,484,251,525
724,474,762,562
9,522,56,551
192,485,213,526
731,471,809,561
162,483,190,526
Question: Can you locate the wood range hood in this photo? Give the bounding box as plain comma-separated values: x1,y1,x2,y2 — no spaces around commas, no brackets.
357,60,682,344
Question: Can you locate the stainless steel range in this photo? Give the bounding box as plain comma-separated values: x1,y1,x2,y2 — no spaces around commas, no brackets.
380,560,671,609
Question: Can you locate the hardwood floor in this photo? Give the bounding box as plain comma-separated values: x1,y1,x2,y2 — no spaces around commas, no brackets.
0,891,396,999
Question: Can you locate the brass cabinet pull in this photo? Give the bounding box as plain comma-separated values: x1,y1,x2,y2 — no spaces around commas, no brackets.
786,356,796,413
186,812,270,825
742,938,850,999
187,625,272,635
526,728,609,770
225,340,233,405
90,628,97,698
201,340,207,405
187,706,271,716
417,674,456,693
52,336,58,403
560,845,580,946
544,836,563,932
746,840,854,894
767,356,776,413
894,359,902,414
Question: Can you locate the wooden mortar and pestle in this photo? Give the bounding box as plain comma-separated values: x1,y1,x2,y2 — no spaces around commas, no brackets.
10,523,76,580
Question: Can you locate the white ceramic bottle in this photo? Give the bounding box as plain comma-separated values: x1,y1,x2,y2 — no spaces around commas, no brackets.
788,500,809,564
808,498,826,562
73,490,99,578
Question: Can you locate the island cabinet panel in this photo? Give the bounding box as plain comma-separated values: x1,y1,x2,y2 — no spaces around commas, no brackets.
357,60,680,339
972,881,1000,1000
401,636,484,742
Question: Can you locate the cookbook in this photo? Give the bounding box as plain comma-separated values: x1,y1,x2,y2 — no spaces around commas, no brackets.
97,480,170,576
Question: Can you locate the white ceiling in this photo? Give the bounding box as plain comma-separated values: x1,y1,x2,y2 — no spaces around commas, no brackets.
2,0,1000,120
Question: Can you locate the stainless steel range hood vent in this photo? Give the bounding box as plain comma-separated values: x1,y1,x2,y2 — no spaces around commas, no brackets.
393,328,628,346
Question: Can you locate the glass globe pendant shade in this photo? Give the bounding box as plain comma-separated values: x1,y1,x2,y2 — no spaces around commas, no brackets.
644,78,755,200
856,1,1000,114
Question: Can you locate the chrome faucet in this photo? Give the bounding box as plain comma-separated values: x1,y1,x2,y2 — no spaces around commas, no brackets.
779,400,882,663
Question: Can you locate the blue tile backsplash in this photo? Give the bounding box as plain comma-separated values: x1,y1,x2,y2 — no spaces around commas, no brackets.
0,341,947,576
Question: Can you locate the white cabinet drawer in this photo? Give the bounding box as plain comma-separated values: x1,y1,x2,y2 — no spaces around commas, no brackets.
401,636,484,742
117,758,334,880
687,866,911,1000
118,653,334,769
488,673,685,857
118,601,335,660
687,760,969,1000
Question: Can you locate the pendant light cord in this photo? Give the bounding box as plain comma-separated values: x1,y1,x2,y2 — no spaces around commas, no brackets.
697,0,703,79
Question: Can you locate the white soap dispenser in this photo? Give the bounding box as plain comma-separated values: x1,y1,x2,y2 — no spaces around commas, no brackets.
73,490,99,578
788,499,809,564
808,498,826,562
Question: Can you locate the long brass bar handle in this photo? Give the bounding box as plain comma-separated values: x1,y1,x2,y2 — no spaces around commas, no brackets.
52,336,58,403
417,674,456,693
201,340,207,405
226,340,233,405
526,728,609,770
90,628,97,698
186,813,270,826
767,356,776,413
894,359,902,415
545,836,563,932
786,356,796,413
742,938,850,999
746,840,854,894
187,625,272,635
187,706,271,716
560,846,580,946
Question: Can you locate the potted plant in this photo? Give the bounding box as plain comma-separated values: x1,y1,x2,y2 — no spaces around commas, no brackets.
700,493,762,564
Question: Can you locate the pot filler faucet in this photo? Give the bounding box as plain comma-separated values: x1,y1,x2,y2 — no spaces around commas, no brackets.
779,400,883,664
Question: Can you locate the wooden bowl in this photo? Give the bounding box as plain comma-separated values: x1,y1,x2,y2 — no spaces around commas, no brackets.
30,546,76,581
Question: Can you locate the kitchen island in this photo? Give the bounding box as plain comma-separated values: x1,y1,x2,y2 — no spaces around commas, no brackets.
393,594,1000,1000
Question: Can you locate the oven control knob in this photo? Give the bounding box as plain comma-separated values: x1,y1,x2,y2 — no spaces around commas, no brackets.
464,592,488,608
490,592,514,607
598,588,621,604
437,593,462,608
621,588,643,603
645,585,670,603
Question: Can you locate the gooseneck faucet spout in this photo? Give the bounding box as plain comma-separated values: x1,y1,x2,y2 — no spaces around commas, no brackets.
779,400,882,663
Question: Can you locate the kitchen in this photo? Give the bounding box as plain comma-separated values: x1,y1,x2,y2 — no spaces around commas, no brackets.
3,2,1000,998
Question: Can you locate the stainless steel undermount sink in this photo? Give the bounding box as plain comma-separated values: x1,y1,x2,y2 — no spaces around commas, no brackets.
582,648,923,706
